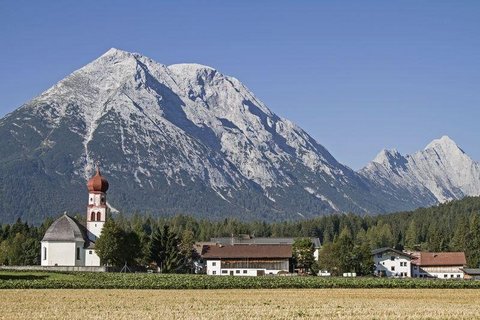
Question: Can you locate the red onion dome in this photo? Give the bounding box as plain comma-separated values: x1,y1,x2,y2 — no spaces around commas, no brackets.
87,167,109,193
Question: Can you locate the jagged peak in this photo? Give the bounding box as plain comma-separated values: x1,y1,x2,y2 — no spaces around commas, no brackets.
100,47,145,59
425,136,464,154
372,148,402,164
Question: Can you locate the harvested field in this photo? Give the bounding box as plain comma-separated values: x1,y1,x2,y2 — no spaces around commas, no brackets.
1,289,480,319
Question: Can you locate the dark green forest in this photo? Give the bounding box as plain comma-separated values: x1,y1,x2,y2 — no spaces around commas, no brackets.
1,196,480,271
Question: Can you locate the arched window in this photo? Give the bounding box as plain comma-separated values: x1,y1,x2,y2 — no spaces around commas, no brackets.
90,212,95,221
97,212,101,221
76,247,80,260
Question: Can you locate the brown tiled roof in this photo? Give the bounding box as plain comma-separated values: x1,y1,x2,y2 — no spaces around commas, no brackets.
201,244,292,259
87,167,109,193
411,252,466,266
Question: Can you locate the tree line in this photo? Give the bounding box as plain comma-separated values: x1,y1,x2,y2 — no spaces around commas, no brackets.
1,196,479,273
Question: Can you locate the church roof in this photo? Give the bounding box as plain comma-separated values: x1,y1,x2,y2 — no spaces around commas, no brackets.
87,167,109,193
42,214,89,243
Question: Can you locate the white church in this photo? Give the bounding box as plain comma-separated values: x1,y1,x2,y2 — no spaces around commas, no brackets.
41,167,110,267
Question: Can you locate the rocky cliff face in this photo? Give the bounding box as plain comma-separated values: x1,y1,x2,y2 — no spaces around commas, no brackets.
360,136,480,206
0,49,478,223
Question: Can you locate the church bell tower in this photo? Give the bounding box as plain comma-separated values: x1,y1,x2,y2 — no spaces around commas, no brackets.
86,167,109,241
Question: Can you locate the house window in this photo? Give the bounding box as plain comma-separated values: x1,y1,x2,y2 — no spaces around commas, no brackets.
76,247,80,260
390,256,395,261
43,247,47,260
91,212,95,221
222,270,228,274
391,266,395,271
212,262,216,266
243,270,247,274
212,271,216,275
89,251,92,254
96,212,101,221
236,270,240,274
457,275,461,278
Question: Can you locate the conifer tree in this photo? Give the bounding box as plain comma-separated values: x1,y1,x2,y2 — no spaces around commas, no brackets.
150,225,184,273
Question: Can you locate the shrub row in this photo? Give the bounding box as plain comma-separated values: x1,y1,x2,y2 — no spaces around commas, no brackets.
1,272,480,290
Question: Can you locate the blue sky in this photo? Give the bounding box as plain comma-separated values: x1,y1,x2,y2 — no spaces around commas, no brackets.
1,1,479,169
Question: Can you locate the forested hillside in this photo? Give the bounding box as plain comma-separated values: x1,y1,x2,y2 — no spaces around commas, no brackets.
1,196,480,269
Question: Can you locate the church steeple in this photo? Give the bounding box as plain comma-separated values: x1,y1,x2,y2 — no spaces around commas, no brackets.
86,165,109,240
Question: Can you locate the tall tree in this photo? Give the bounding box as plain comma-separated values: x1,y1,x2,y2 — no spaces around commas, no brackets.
292,238,315,274
150,225,184,273
95,219,140,267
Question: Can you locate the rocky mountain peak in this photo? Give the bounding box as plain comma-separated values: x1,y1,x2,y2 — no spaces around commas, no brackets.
425,135,465,155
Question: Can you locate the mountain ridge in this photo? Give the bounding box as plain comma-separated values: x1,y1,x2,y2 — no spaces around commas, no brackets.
0,49,478,223
360,135,480,204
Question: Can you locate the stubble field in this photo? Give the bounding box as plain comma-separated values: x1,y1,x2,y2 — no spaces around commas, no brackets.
1,288,480,319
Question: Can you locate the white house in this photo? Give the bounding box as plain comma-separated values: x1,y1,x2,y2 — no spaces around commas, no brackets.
201,244,292,276
411,252,466,279
372,247,413,278
41,167,109,267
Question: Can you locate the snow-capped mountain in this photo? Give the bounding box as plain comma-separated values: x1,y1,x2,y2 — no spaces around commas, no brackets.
0,49,477,223
360,136,480,206
0,48,388,223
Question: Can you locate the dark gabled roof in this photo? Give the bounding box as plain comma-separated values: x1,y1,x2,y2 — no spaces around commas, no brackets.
411,252,467,266
461,268,480,275
201,244,292,259
372,247,414,258
42,214,89,243
211,237,321,248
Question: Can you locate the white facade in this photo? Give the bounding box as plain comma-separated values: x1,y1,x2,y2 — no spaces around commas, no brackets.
85,249,101,267
373,249,412,278
86,191,108,241
412,265,464,279
41,241,85,267
206,259,289,276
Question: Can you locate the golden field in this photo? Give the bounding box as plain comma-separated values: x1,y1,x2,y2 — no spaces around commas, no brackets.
1,289,480,319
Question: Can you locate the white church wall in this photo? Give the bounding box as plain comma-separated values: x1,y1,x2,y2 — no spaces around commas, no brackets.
86,221,105,241
41,242,77,266
85,249,101,267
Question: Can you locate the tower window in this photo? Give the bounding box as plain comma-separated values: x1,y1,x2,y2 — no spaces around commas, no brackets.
97,212,101,221
91,212,95,221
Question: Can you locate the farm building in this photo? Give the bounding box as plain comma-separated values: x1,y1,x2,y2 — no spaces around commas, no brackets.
211,236,321,260
201,244,292,276
461,268,480,280
411,252,466,279
372,247,413,278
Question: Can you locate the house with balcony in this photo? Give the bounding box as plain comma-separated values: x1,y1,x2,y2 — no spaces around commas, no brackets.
201,244,292,276
372,247,413,278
